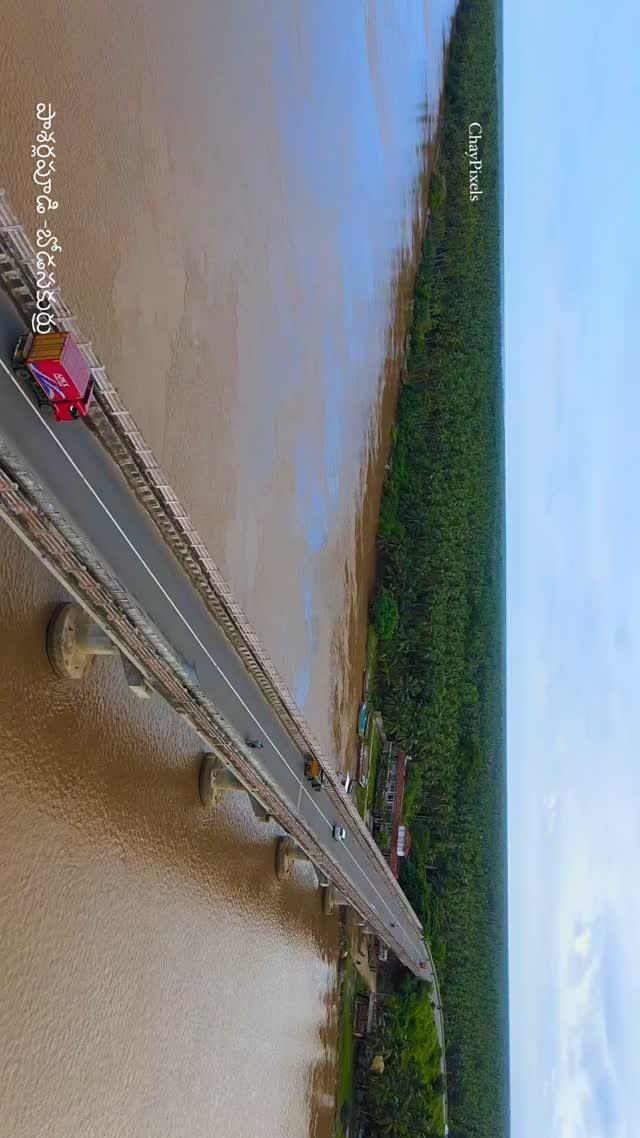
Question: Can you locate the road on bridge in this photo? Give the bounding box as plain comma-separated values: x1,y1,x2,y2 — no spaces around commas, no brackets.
0,292,439,992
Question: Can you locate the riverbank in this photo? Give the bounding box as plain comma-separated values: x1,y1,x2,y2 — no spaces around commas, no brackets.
345,0,505,1136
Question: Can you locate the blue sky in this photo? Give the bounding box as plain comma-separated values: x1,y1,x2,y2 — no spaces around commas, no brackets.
505,2,640,1137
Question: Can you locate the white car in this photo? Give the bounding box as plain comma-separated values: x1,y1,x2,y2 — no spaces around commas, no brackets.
333,824,346,843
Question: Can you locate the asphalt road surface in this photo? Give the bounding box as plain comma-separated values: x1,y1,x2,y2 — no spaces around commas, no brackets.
0,291,436,984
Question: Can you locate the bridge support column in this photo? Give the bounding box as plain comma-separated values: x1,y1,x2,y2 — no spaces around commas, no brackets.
248,796,272,823
199,751,243,806
276,836,315,880
322,885,351,916
198,752,271,822
47,602,119,680
120,655,153,699
46,602,153,696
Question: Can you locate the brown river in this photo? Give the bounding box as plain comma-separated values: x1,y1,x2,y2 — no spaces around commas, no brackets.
0,2,454,1134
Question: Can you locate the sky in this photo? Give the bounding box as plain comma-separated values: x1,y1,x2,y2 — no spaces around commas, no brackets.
505,3,640,1138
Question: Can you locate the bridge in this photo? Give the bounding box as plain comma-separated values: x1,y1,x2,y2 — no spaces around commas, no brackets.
0,186,444,1068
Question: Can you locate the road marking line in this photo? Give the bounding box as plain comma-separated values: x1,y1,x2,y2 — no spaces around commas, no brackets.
1,359,423,954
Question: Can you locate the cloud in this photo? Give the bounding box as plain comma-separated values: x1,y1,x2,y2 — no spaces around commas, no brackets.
552,911,630,1138
543,790,558,834
505,2,640,1136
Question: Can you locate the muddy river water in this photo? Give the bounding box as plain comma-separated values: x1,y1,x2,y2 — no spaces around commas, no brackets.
0,2,455,1134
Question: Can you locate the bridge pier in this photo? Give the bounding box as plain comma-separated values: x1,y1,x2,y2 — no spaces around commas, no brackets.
198,752,271,822
275,838,331,888
47,602,118,680
275,836,314,880
46,602,153,696
322,885,352,916
120,655,153,699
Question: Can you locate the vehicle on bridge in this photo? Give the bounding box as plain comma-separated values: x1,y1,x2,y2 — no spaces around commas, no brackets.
245,735,264,749
333,824,346,843
304,754,325,791
12,331,94,422
338,770,353,795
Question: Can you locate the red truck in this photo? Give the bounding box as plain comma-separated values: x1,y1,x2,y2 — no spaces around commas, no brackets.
12,330,94,422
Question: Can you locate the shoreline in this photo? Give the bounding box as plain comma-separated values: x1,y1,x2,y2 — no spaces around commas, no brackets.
331,40,455,1135
330,27,453,783
364,1,506,1135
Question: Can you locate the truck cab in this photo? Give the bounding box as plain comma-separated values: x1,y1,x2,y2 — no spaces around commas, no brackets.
304,754,324,791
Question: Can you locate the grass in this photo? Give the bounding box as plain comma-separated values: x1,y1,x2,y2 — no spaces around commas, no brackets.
335,934,369,1138
365,624,378,693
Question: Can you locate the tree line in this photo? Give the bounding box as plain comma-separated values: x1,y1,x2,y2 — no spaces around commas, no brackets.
370,1,507,1135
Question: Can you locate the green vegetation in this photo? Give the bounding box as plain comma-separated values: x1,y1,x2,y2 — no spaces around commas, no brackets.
336,954,357,1138
363,978,445,1138
356,628,382,817
365,625,378,694
335,930,368,1138
372,587,400,642
371,0,506,1136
